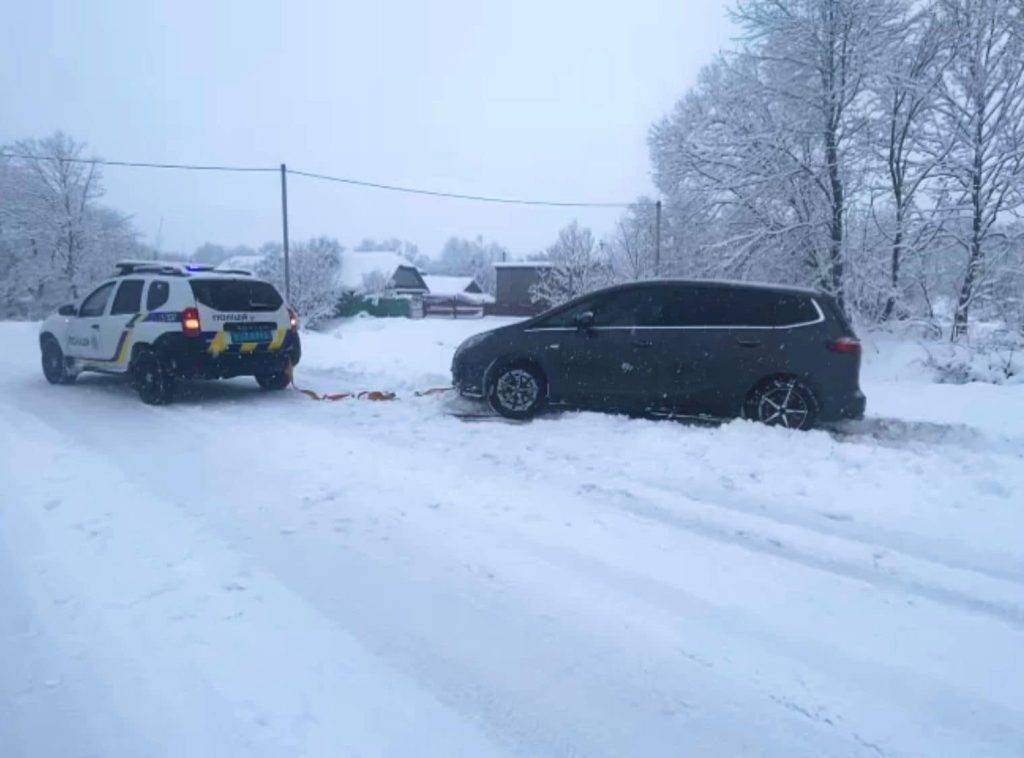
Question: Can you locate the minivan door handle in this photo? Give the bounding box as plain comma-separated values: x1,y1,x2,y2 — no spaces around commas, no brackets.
90,324,101,330
632,339,654,348
735,337,761,348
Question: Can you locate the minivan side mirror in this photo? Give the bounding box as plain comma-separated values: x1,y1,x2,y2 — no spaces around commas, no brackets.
58,303,77,317
573,310,595,330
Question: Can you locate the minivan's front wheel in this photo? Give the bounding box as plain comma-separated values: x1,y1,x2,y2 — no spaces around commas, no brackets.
745,377,818,430
132,350,176,405
489,363,546,420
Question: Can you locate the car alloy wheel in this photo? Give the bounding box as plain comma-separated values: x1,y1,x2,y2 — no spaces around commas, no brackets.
495,368,539,412
754,379,814,430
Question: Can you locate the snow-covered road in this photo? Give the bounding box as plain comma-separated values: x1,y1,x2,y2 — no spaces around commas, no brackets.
2,318,1022,756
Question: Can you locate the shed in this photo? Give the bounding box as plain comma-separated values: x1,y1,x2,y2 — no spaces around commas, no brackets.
422,275,485,297
422,275,494,318
492,262,554,316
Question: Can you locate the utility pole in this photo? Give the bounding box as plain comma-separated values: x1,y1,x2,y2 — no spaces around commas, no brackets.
654,200,662,277
280,163,291,303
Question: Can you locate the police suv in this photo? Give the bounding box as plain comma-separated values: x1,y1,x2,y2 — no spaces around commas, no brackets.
39,261,301,404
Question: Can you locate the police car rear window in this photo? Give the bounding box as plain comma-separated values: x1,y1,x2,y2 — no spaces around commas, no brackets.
189,279,283,312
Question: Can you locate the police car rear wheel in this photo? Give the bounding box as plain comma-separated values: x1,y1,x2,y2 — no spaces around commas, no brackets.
132,350,176,405
255,369,291,391
41,338,75,385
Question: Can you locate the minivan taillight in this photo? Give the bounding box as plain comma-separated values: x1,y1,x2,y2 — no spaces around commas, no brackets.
828,336,861,354
288,307,299,331
181,307,202,337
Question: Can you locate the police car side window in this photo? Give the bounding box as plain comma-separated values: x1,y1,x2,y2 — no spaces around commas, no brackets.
111,280,144,315
146,280,169,310
79,282,116,318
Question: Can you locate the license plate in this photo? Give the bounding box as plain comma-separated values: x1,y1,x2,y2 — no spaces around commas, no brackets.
230,329,272,343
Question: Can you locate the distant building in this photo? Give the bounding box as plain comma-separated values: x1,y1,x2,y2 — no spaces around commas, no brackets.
491,262,554,316
337,251,428,296
422,275,494,318
422,275,481,296
336,251,428,317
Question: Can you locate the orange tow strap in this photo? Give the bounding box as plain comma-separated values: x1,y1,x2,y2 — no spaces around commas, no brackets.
286,365,451,402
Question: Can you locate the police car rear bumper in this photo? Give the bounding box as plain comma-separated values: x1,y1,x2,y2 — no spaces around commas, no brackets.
159,331,301,379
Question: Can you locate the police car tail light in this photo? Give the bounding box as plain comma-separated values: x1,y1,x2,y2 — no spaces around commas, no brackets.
181,307,202,337
288,307,299,331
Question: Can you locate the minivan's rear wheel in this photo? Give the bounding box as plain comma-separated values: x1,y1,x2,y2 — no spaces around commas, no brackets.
746,377,818,430
41,337,76,385
489,363,546,420
132,350,176,405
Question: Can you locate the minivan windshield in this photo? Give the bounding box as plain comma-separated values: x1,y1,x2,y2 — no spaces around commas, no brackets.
189,279,283,312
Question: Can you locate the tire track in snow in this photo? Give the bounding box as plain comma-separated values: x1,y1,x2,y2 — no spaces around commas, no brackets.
581,481,1024,627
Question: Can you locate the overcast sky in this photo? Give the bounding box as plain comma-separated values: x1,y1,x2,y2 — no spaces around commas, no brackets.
1,0,734,259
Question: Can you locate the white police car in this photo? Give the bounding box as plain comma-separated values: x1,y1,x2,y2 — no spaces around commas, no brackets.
39,261,301,404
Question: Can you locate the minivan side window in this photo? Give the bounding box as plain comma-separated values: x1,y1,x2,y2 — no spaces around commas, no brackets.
79,282,117,318
146,280,170,310
665,287,818,327
533,297,598,328
110,280,144,315
533,288,671,328
594,288,668,327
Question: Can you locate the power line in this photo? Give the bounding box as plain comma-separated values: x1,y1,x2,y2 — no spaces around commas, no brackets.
0,150,632,208
0,151,274,173
287,168,631,208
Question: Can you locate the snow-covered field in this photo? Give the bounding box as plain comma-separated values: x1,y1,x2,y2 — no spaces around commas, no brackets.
2,316,1022,757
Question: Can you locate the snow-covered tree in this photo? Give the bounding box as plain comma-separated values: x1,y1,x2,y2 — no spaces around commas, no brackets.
431,235,508,294
608,198,659,281
531,221,614,305
931,0,1024,338
0,132,139,317
257,237,343,327
865,5,950,320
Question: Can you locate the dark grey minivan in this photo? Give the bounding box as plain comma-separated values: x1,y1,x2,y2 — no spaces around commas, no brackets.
451,280,865,429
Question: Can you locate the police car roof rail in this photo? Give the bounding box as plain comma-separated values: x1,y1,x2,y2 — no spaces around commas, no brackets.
113,261,187,277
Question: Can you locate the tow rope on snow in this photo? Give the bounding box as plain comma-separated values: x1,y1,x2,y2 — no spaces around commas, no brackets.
285,365,453,402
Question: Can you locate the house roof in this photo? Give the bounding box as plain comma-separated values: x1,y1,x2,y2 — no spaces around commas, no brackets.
422,275,479,295
337,251,421,291
493,261,554,269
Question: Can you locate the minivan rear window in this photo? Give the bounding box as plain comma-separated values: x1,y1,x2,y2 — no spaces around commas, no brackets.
189,279,283,312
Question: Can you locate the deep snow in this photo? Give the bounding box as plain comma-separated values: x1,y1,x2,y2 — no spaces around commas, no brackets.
1,317,1022,757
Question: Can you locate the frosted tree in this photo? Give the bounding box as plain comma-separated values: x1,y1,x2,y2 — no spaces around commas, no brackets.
608,198,659,281
0,133,138,316
257,237,343,326
432,235,508,294
931,0,1024,339
728,0,904,309
650,55,833,286
866,5,950,320
531,221,613,305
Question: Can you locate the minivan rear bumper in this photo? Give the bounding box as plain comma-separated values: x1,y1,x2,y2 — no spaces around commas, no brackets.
819,388,866,422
